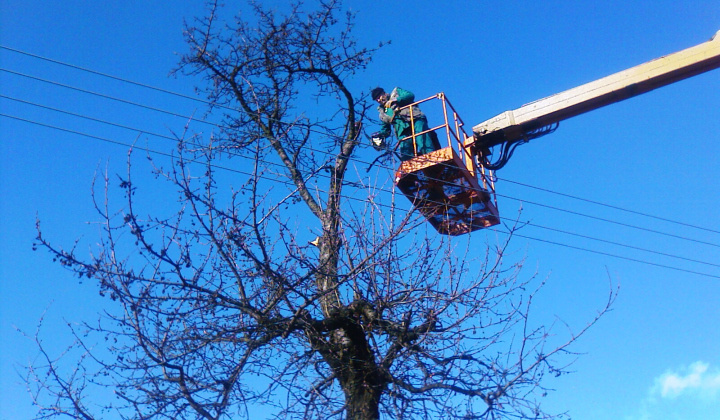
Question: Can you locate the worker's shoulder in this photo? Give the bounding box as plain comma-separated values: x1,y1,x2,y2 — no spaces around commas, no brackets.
392,87,415,103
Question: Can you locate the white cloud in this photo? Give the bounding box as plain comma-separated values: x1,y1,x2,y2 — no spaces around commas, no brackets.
625,362,720,420
654,361,720,399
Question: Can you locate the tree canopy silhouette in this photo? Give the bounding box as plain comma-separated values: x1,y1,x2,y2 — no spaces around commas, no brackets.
29,2,613,419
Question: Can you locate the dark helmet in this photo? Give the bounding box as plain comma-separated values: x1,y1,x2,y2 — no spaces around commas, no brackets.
371,87,385,101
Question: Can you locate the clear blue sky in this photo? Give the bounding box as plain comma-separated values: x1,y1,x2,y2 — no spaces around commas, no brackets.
2,1,719,419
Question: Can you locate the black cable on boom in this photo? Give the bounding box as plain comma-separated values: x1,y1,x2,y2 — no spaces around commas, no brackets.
479,123,559,170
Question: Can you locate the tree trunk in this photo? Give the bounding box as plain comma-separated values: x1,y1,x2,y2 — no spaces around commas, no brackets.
333,320,386,420
344,384,382,420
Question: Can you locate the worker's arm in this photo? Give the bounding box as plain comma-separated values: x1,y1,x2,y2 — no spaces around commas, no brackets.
390,87,415,107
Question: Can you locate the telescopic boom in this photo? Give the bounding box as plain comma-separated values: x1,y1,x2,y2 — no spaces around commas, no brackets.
472,30,720,169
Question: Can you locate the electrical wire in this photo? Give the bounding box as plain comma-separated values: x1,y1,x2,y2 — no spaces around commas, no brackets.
2,46,719,277
522,221,720,269
4,93,716,261
0,110,414,213
0,55,714,239
5,89,718,252
4,111,719,279
4,59,718,244
5,66,715,249
498,176,720,235
0,68,219,127
0,45,212,107
0,94,180,142
495,192,720,248
0,43,716,232
0,112,416,217
3,73,719,254
508,231,720,279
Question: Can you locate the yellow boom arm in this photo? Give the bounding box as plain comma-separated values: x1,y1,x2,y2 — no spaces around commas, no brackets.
472,30,720,169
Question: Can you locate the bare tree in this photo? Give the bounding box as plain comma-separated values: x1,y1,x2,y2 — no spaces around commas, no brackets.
29,1,614,419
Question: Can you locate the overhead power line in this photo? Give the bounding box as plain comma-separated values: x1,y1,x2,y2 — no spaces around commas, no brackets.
0,94,180,142
3,69,719,253
0,45,210,107
0,68,219,127
2,45,719,277
0,110,433,233
4,111,719,280
495,193,720,249
3,48,718,241
5,87,717,253
509,231,720,279
498,177,720,235
0,86,720,248
0,47,715,235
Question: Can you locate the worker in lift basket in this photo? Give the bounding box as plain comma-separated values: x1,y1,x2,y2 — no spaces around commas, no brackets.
370,87,439,161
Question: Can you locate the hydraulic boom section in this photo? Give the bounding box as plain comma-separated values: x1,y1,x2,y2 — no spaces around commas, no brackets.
472,30,720,170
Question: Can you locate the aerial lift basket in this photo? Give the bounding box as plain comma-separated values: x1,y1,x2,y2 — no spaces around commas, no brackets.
393,94,500,235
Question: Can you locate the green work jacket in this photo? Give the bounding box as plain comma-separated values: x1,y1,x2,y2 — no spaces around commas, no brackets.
377,87,434,160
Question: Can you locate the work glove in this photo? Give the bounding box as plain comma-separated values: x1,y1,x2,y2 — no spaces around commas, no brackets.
384,100,396,109
370,132,386,151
